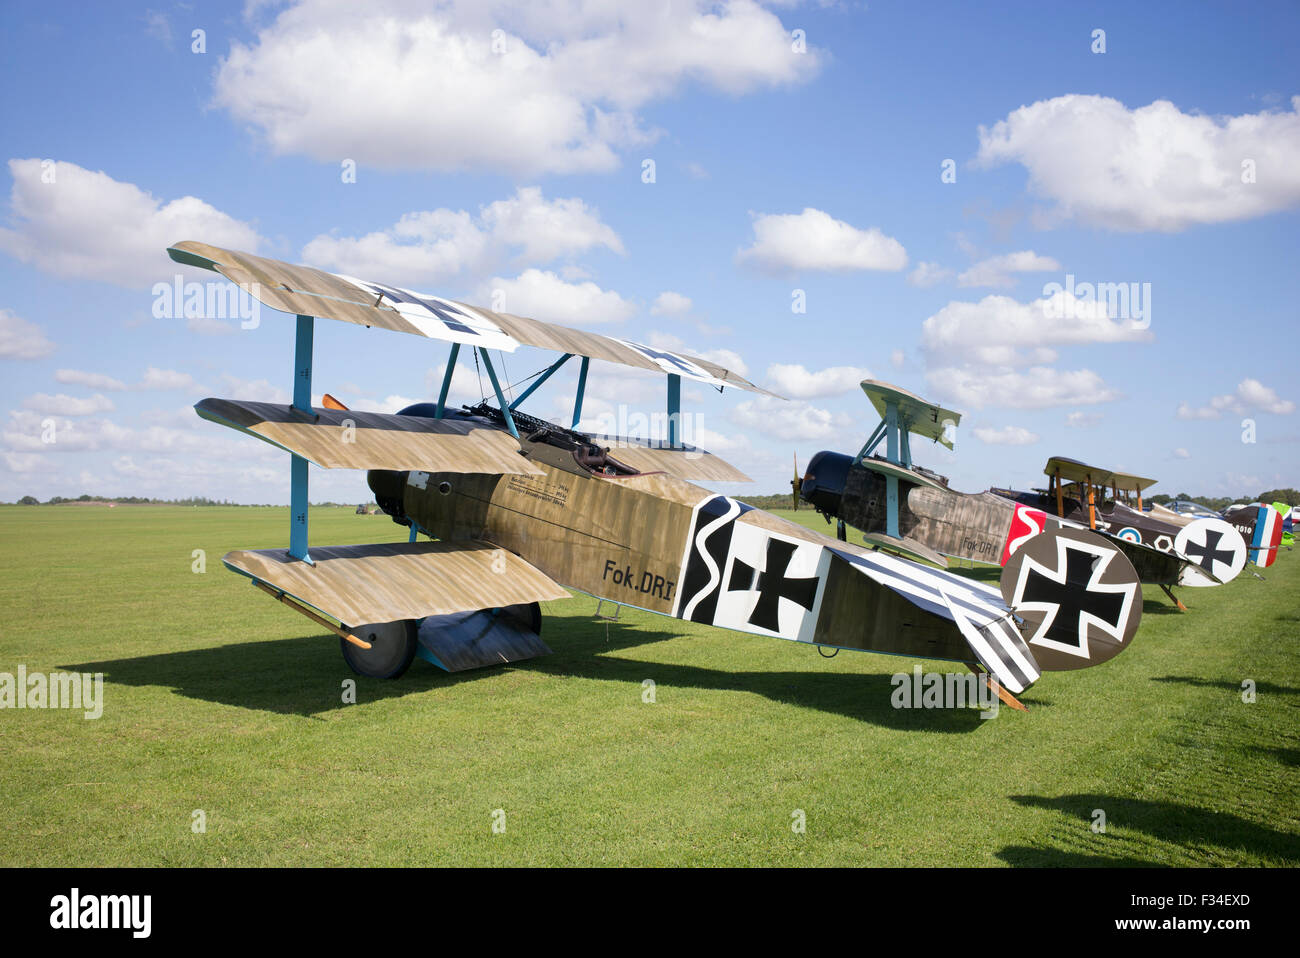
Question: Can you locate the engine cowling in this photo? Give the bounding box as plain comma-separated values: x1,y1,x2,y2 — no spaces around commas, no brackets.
799,450,854,518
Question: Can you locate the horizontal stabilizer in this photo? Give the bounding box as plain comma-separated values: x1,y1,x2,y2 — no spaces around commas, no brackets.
832,547,1038,693
224,541,571,627
860,380,962,449
197,398,544,474
589,435,751,482
940,591,1041,695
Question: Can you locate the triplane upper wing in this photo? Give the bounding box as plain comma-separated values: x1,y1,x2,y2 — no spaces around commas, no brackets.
861,379,961,450
169,240,776,397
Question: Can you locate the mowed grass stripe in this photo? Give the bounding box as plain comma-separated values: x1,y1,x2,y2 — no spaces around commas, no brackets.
0,504,1295,866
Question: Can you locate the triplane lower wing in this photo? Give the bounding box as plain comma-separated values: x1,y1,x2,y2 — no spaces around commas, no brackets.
178,242,1147,708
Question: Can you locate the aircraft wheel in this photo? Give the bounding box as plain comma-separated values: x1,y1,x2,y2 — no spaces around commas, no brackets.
340,619,419,679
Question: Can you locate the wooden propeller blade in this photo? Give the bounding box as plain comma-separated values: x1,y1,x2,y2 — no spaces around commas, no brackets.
321,393,349,411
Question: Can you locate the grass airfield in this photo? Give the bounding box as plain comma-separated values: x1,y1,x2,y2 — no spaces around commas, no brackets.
0,502,1296,867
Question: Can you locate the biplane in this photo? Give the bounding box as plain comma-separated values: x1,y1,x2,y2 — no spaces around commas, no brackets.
798,381,1237,610
172,240,1146,708
994,456,1273,575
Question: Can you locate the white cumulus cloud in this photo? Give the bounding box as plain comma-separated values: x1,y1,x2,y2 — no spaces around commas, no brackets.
650,291,693,316
1178,378,1295,419
0,308,55,359
921,292,1152,367
729,396,853,442
302,187,624,288
736,208,907,273
212,0,819,176
55,369,127,391
973,425,1039,445
976,94,1300,231
906,261,954,287
22,393,115,416
484,269,636,325
927,366,1120,410
957,250,1060,288
0,159,263,288
765,363,871,399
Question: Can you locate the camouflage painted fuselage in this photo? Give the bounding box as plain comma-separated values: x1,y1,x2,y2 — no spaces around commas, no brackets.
394,452,981,665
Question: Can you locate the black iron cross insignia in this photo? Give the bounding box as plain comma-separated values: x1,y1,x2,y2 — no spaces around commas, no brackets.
1019,545,1126,652
726,539,819,632
626,342,699,376
364,282,478,336
1183,529,1235,572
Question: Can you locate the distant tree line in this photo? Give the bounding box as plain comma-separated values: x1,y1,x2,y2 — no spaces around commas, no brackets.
1148,488,1300,511
10,494,372,507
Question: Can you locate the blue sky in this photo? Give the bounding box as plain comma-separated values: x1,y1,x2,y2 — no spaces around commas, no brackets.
1,0,1297,505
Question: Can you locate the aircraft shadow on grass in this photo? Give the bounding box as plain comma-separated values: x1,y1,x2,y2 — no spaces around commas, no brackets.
1250,745,1300,767
1140,599,1184,616
996,793,1300,866
1150,675,1300,697
63,616,998,732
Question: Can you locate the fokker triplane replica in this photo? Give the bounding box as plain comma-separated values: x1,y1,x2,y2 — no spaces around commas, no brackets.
173,242,1146,709
799,381,1242,611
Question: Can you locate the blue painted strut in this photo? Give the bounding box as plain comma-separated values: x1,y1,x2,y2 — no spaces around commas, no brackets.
855,421,888,464
289,314,314,563
572,356,589,429
667,373,681,448
511,353,572,410
435,342,460,419
478,348,519,439
884,401,900,538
